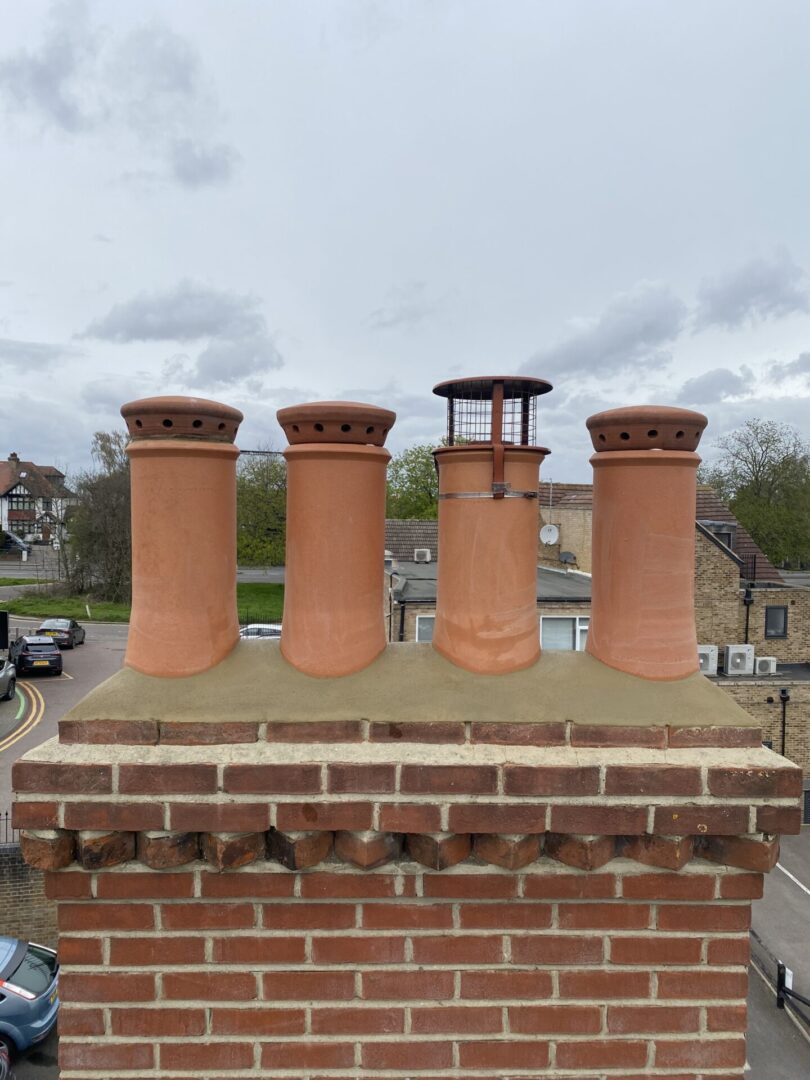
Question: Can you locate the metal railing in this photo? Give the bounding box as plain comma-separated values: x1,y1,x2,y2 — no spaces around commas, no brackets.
777,962,810,1032
0,809,19,845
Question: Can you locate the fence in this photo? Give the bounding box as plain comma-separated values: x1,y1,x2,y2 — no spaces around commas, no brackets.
0,810,17,845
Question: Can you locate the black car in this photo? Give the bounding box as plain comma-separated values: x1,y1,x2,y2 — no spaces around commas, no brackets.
35,619,86,649
8,637,63,677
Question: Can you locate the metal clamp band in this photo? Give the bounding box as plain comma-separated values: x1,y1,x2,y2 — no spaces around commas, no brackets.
438,490,539,500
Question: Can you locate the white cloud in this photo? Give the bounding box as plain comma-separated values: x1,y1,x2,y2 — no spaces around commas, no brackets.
0,1,239,188
523,281,687,380
694,251,810,330
676,366,753,405
82,280,282,390
769,351,810,384
0,337,80,366
368,281,441,331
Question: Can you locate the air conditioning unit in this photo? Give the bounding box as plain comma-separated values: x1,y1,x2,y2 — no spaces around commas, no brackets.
414,548,432,563
724,644,755,676
755,656,778,676
698,645,718,675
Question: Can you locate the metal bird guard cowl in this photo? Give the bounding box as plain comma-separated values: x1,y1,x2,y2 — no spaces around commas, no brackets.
431,376,552,674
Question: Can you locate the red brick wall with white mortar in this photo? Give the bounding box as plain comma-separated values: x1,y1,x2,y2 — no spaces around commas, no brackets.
13,718,803,1080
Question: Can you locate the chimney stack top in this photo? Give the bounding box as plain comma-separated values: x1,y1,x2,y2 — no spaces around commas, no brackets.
587,404,707,453
121,396,243,442
277,401,395,446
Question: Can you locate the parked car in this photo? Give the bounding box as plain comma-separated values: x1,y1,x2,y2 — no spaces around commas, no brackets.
0,1042,14,1080
8,637,62,677
35,618,86,649
0,937,59,1057
0,659,15,702
239,623,282,639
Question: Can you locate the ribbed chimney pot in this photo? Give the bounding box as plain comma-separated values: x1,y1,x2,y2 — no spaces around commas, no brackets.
585,404,708,681
121,395,243,678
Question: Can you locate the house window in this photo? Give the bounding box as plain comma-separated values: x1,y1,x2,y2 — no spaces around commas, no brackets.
541,616,590,651
41,498,52,511
415,616,435,642
764,606,788,638
714,530,733,549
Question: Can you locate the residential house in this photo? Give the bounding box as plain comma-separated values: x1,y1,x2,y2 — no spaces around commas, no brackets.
385,519,592,649
0,452,76,547
539,483,810,792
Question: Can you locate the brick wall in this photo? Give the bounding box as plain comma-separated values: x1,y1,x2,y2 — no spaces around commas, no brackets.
695,533,741,648
53,861,758,1078
538,505,593,571
0,842,57,947
13,713,803,1080
740,586,810,663
720,680,810,776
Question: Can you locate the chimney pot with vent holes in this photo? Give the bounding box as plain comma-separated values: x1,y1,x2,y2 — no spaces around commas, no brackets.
121,395,243,678
277,400,395,677
585,404,708,680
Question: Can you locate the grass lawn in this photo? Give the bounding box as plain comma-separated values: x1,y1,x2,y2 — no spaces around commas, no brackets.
0,577,50,586
1,583,285,624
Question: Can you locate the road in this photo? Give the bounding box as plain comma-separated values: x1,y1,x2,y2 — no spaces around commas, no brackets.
0,618,129,821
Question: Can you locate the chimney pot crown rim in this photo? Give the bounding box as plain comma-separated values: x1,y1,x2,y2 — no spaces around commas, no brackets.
277,400,396,446
586,405,707,453
121,396,243,442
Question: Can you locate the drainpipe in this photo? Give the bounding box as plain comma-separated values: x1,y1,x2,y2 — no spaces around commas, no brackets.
780,687,791,757
743,585,754,644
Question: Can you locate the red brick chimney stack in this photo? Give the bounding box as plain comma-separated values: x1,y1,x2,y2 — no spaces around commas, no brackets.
120,396,243,678
586,405,708,680
276,401,396,677
431,376,551,674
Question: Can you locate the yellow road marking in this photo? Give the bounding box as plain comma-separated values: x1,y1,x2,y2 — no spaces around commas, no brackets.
0,680,46,754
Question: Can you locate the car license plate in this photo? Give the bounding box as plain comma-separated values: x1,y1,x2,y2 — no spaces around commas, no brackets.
33,660,50,666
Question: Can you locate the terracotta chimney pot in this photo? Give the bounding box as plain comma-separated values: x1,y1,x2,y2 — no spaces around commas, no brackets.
277,400,395,678
431,377,551,675
121,395,243,678
585,405,708,681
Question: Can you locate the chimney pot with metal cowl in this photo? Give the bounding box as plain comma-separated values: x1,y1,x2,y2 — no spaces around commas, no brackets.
277,400,395,678
585,404,708,681
121,395,243,678
431,376,552,675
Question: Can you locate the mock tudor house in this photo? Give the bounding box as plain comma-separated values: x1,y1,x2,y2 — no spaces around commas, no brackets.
13,386,803,1080
0,452,76,546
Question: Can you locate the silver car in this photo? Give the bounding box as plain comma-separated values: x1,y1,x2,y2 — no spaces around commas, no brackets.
0,657,15,702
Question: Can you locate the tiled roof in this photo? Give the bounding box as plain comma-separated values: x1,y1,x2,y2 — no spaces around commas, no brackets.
385,519,439,562
0,458,74,500
695,487,782,583
539,481,782,584
538,482,594,509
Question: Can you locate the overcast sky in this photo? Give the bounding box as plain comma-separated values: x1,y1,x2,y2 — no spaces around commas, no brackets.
2,0,810,481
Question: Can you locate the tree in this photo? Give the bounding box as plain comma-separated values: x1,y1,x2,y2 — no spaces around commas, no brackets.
700,418,810,566
64,431,132,602
237,451,287,565
386,444,439,519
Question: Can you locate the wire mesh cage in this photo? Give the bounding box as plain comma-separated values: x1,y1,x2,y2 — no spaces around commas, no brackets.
433,376,552,447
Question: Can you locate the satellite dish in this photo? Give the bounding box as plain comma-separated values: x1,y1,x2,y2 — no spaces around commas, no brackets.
540,524,560,546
